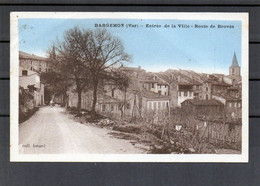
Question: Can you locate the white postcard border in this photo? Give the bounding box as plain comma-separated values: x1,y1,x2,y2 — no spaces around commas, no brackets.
10,12,249,162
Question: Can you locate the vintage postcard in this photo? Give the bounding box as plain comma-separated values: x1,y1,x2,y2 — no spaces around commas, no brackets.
10,12,248,162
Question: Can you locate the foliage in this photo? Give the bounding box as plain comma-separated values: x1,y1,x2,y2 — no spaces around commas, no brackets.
49,27,131,116
19,86,38,123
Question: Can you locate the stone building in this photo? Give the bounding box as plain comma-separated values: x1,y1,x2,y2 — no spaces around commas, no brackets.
140,73,170,96
177,84,194,106
19,67,44,106
19,51,49,73
181,99,224,116
157,70,201,108
66,66,170,119
19,51,47,106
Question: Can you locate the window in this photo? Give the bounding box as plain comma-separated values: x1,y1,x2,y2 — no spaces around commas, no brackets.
179,92,182,96
234,103,237,108
22,70,27,76
158,90,161,95
165,92,167,96
229,103,232,108
111,105,114,111
158,102,161,109
165,85,167,88
184,92,187,97
22,70,28,76
162,102,165,108
206,87,208,91
238,103,241,108
30,67,33,70
153,102,157,110
152,83,154,88
206,95,209,100
166,102,169,108
127,103,131,109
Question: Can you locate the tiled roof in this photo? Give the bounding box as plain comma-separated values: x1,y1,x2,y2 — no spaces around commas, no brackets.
141,89,170,100
156,73,172,84
120,66,144,72
212,73,225,78
19,51,47,61
213,92,241,100
161,70,202,85
211,81,231,86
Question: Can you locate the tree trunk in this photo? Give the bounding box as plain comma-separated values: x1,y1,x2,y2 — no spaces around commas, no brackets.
123,87,127,117
77,90,82,115
91,81,98,118
62,91,67,107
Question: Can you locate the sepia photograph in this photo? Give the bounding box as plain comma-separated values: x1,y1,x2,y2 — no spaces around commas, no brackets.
10,12,248,162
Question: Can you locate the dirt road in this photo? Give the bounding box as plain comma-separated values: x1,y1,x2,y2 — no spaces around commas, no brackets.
19,106,145,154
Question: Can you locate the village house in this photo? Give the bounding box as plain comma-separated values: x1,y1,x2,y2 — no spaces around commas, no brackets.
66,52,241,119
181,99,224,116
177,84,194,106
140,73,170,96
199,52,242,118
97,87,170,119
19,51,48,106
176,70,204,100
120,66,170,96
211,84,242,119
226,98,242,119
96,67,170,119
67,66,170,119
201,77,231,100
157,69,202,108
197,71,233,99
141,89,170,111
96,84,137,118
19,66,44,106
19,51,49,73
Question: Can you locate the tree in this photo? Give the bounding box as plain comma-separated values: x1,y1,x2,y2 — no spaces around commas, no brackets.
48,27,130,116
41,70,70,106
41,46,71,106
51,27,91,114
80,29,131,117
101,67,130,118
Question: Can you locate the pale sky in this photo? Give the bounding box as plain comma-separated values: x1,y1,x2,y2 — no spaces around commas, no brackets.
19,18,241,74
